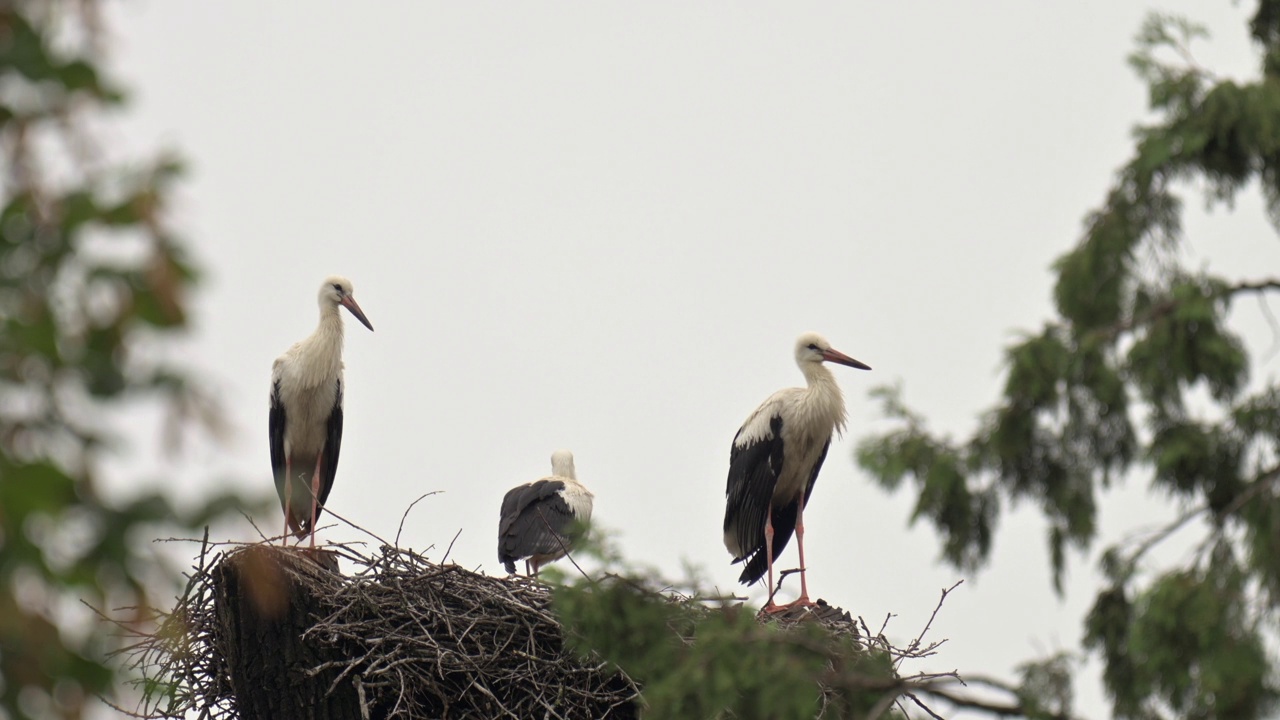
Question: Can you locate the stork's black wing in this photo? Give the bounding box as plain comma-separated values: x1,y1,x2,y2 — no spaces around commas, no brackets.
310,377,344,531
497,480,574,573
803,438,830,506
724,414,787,585
758,437,831,583
268,379,287,508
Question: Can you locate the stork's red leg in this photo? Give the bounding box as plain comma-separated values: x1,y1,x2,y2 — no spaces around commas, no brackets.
761,509,780,613
282,458,293,546
791,501,815,608
309,454,322,549
770,504,817,612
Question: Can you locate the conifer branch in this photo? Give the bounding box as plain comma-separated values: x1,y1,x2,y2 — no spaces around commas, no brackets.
913,673,1088,720
1123,463,1280,568
916,686,1076,719
1088,277,1280,342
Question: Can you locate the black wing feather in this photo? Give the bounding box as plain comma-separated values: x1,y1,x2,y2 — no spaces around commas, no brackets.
497,480,576,573
739,437,832,585
804,438,830,505
268,380,287,509
308,378,344,534
724,415,788,585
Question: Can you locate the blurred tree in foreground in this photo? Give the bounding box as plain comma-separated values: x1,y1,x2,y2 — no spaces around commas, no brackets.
551,536,968,719
0,3,255,718
860,3,1280,718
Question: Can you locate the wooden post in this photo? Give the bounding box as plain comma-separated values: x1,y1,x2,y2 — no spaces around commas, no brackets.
212,546,369,720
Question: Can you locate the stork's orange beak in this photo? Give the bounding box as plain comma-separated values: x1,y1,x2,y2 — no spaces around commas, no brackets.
822,347,870,370
341,296,374,331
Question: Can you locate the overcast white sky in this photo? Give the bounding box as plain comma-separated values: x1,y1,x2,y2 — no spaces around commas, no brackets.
94,2,1280,717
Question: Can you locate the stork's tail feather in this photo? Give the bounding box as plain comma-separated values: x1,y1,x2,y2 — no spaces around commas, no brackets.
737,551,769,585
277,466,327,540
734,502,799,586
285,484,325,535
501,558,517,574
287,508,321,539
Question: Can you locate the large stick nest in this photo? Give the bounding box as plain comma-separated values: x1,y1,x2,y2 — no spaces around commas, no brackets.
119,539,642,719
115,536,955,719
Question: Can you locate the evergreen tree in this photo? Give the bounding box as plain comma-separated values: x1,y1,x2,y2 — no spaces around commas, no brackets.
858,3,1280,717
0,3,257,717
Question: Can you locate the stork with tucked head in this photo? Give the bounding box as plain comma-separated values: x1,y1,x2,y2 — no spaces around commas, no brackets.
723,332,870,613
269,276,374,547
498,450,594,576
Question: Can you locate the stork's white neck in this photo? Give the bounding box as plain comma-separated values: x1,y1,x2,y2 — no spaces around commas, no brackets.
319,301,345,328
290,303,346,388
551,454,576,480
798,361,848,436
314,302,346,345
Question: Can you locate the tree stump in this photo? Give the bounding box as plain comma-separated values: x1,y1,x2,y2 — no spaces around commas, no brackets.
213,546,369,720
205,544,640,719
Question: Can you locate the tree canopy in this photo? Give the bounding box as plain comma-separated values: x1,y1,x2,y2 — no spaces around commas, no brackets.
858,3,1280,717
0,3,257,717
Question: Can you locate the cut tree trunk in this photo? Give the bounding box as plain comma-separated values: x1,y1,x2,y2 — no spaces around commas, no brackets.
208,544,639,719
212,546,370,720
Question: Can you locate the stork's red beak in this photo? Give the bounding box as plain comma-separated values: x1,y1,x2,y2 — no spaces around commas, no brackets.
822,347,870,370
341,296,374,331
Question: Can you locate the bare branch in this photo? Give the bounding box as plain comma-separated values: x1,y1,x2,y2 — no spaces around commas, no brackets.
395,492,441,548
897,580,963,669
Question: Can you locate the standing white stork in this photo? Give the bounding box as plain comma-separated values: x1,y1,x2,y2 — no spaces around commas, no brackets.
269,276,373,547
498,450,594,576
723,332,870,612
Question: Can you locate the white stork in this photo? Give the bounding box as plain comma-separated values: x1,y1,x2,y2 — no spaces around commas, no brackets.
268,276,373,547
498,450,594,576
723,332,870,612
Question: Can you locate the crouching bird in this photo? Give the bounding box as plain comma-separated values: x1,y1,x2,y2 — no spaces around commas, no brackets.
498,450,594,576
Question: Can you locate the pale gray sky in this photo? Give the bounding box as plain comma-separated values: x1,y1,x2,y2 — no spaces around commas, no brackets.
96,2,1280,716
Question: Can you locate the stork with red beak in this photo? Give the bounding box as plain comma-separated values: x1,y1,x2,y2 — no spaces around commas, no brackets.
723,332,870,612
268,276,373,547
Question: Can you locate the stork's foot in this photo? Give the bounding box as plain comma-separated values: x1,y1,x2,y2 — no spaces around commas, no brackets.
757,595,819,618
777,595,818,610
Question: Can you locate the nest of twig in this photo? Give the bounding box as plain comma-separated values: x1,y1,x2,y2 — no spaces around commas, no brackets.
118,538,641,719
114,533,961,720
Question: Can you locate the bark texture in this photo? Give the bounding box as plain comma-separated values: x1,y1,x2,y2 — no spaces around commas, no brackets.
212,546,367,720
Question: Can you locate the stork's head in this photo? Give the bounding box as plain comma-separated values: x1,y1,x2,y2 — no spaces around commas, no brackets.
794,332,870,370
550,449,576,479
319,276,374,331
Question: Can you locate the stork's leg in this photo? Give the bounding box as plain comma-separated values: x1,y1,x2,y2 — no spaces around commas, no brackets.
790,501,815,608
282,458,293,546
308,455,322,549
760,509,780,613
771,504,817,612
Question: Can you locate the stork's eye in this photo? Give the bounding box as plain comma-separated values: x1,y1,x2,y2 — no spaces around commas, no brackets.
807,343,820,351
332,283,343,292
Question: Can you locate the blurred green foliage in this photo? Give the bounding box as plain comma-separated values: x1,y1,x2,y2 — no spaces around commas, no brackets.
859,3,1280,717
551,535,904,720
0,3,259,718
